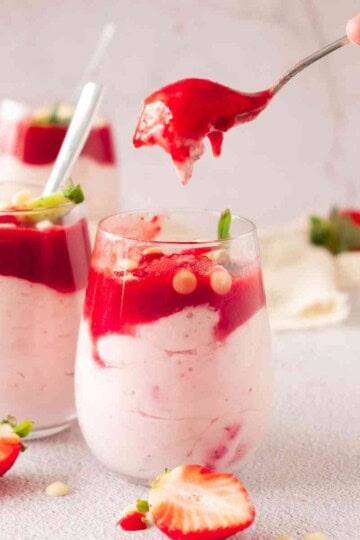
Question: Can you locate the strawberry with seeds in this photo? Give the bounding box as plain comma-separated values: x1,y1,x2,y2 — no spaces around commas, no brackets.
0,416,33,477
147,464,255,539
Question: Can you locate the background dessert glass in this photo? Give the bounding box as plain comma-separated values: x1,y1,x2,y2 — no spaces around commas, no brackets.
76,209,273,483
0,182,91,438
0,99,118,234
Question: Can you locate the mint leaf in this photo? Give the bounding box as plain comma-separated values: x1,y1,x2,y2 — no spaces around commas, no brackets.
48,103,60,125
136,499,150,513
14,420,33,439
217,209,232,240
62,181,85,204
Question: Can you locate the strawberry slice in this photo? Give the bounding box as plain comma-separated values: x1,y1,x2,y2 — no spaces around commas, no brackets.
149,464,255,540
0,416,33,477
117,501,150,532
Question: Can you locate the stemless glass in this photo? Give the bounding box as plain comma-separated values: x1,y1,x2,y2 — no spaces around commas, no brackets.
0,99,119,230
0,182,91,438
76,209,273,482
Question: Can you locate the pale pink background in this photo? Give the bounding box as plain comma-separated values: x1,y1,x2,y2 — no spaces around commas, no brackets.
0,0,359,225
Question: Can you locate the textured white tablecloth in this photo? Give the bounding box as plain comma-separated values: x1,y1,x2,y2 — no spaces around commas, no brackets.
1,298,360,540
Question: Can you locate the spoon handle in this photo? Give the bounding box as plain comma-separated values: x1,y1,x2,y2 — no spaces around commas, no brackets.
272,35,349,95
43,82,104,196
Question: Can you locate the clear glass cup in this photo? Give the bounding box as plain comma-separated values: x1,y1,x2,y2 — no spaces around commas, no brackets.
76,209,273,482
0,182,91,438
0,99,119,236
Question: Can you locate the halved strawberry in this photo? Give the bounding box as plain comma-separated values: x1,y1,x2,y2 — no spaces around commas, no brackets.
0,416,33,477
117,501,150,532
149,464,255,540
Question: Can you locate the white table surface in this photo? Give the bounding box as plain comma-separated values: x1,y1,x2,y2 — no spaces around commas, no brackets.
1,299,360,540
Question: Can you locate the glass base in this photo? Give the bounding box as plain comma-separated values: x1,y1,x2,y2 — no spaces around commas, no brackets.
27,420,73,440
118,472,151,487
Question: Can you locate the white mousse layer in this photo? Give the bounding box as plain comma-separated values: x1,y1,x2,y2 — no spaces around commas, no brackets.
0,156,118,223
0,276,84,430
76,306,272,481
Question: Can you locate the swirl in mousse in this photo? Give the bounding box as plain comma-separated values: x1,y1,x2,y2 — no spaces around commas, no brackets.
76,210,273,482
0,101,118,224
0,182,90,438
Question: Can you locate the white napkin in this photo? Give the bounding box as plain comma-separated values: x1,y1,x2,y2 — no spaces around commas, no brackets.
259,225,349,330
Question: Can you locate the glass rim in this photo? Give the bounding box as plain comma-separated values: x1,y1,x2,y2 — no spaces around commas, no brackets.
0,181,74,214
98,208,257,245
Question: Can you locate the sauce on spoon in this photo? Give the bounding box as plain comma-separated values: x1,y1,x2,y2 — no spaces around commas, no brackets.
133,78,272,183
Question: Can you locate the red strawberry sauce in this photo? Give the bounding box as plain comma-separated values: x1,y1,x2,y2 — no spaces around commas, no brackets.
133,78,271,170
84,250,265,342
0,122,115,165
0,219,91,292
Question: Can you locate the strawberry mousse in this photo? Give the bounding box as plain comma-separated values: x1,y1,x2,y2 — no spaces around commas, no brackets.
133,78,272,183
0,183,91,437
76,210,273,481
0,101,118,224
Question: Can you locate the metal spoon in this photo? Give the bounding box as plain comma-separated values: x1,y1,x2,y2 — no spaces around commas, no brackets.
272,35,349,95
43,81,104,196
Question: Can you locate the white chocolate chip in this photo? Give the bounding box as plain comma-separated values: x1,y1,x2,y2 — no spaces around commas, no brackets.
304,535,329,540
142,246,163,256
210,267,232,295
11,190,31,208
116,258,138,271
123,504,137,515
172,270,197,295
45,481,69,497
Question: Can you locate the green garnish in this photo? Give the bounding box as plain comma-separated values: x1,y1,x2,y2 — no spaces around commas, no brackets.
32,103,72,127
48,103,61,125
26,180,84,211
18,180,85,225
62,182,85,204
217,208,232,240
136,500,150,513
13,421,34,439
310,208,360,254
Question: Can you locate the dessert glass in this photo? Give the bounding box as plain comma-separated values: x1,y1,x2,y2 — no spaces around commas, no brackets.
0,99,118,231
0,182,91,438
76,209,273,482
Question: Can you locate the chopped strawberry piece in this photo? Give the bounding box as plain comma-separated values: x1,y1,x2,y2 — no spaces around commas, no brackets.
117,504,149,532
149,464,255,540
0,417,33,476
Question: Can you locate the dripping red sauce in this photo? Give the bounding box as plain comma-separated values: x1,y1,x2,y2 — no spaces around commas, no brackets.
133,78,272,182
